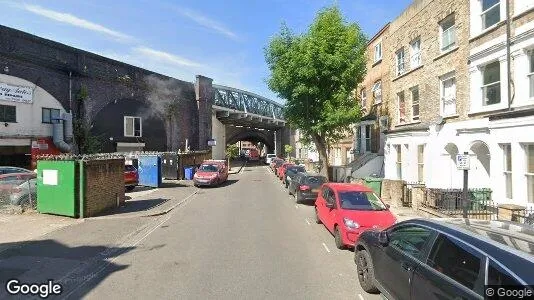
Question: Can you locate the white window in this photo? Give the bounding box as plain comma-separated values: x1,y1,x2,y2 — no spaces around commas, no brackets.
410,38,421,69
397,91,406,124
481,0,500,30
396,48,405,76
440,73,457,116
440,15,456,52
418,144,425,183
502,144,512,199
372,80,382,104
374,42,382,62
395,145,402,180
482,61,501,106
360,88,367,109
526,144,534,204
124,116,142,137
410,86,420,121
529,51,534,99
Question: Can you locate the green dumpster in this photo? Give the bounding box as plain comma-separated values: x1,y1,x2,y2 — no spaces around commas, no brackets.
37,160,78,217
364,177,383,197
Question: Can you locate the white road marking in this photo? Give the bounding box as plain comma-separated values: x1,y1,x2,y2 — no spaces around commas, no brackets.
358,294,365,300
322,242,331,253
294,204,298,209
305,218,311,225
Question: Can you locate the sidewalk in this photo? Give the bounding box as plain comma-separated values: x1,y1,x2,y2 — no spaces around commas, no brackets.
390,206,422,222
0,180,199,253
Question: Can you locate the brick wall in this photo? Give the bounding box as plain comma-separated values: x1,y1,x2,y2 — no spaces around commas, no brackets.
83,158,124,217
380,179,405,207
386,0,471,129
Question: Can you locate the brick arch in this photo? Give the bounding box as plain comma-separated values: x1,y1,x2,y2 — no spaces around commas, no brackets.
226,129,275,153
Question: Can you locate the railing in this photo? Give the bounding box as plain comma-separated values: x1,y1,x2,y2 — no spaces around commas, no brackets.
422,188,495,220
511,207,534,226
212,85,285,120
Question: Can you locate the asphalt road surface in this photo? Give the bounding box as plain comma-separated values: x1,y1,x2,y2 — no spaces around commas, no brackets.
3,163,382,300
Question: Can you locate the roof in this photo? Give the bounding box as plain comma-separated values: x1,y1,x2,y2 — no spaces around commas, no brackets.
325,182,373,192
405,218,534,282
367,23,390,45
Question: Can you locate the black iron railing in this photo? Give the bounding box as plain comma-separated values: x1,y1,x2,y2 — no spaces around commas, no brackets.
511,207,534,226
422,188,495,219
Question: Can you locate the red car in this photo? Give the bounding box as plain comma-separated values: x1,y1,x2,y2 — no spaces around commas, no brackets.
124,165,139,192
193,160,229,187
270,158,284,172
315,183,396,249
277,162,294,180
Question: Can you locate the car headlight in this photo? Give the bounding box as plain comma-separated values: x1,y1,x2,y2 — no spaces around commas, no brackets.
344,218,360,229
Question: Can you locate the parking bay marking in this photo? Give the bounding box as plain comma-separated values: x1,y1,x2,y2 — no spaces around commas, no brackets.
305,218,311,225
358,294,365,300
322,242,331,253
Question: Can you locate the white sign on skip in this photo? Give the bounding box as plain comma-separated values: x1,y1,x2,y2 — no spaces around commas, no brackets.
0,82,33,103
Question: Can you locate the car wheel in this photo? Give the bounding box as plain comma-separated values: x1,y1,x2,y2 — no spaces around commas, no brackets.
125,186,135,192
315,207,321,224
356,249,379,294
285,181,289,189
288,187,292,195
334,226,345,250
295,191,302,204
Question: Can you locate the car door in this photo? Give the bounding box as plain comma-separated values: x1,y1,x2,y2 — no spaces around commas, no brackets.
411,233,486,300
322,188,337,232
373,224,435,300
316,187,330,226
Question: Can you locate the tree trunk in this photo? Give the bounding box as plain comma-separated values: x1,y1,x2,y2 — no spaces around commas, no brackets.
311,132,331,180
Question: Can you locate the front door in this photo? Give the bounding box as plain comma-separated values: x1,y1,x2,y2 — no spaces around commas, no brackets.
374,225,435,300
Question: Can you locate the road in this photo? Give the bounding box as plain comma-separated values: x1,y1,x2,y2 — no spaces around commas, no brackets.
1,163,380,300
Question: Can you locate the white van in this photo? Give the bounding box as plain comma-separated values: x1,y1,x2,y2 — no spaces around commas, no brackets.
265,153,277,164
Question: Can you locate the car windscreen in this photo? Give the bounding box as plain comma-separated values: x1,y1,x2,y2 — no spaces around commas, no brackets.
199,164,218,172
125,165,136,172
287,166,305,173
267,154,276,158
338,191,387,211
305,176,327,185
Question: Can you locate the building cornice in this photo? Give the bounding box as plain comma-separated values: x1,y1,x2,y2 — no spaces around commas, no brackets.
468,42,506,62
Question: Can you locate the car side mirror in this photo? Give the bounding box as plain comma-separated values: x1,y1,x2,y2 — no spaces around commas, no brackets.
378,230,389,246
385,204,390,209
325,202,334,209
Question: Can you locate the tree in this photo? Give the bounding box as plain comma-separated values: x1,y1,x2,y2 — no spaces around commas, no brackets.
284,144,293,158
264,6,367,177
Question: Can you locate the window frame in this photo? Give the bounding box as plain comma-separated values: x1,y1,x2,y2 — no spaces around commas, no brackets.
525,144,534,204
481,0,501,30
418,144,425,183
410,86,420,121
481,61,501,106
365,125,372,152
502,143,513,199
528,51,534,99
440,72,457,116
42,107,61,124
440,14,456,52
0,104,16,123
374,42,382,62
410,38,421,69
360,88,367,109
372,80,382,104
396,48,405,76
386,224,435,260
124,116,142,137
395,144,402,180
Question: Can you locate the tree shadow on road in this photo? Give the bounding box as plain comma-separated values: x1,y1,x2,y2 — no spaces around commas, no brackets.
94,198,170,217
0,239,134,299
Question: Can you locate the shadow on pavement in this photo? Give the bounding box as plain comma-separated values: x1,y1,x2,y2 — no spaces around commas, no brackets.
0,239,133,299
94,198,169,217
196,179,239,189
125,186,154,193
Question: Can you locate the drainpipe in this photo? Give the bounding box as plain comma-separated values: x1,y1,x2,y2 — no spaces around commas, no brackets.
506,0,512,110
69,71,72,113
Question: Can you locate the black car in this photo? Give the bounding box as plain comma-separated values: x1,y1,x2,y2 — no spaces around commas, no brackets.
283,165,306,188
272,159,285,172
0,166,32,175
288,172,327,203
354,218,534,300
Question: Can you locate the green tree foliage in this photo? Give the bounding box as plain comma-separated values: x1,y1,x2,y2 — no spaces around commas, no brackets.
225,144,240,159
284,144,294,158
265,6,367,177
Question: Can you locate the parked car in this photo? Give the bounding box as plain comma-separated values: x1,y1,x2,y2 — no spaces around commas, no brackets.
315,183,396,249
354,218,534,300
247,149,260,161
283,165,306,188
288,172,328,203
265,154,277,165
0,166,32,175
270,158,284,172
0,173,37,205
277,162,294,181
193,161,229,187
124,165,139,191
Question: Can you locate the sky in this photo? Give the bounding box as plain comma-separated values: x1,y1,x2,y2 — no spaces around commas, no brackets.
0,0,412,103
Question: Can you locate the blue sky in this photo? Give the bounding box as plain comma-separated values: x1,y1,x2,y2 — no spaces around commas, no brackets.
0,0,411,103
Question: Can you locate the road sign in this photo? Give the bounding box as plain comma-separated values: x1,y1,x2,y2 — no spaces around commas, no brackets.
207,139,216,146
456,154,470,170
